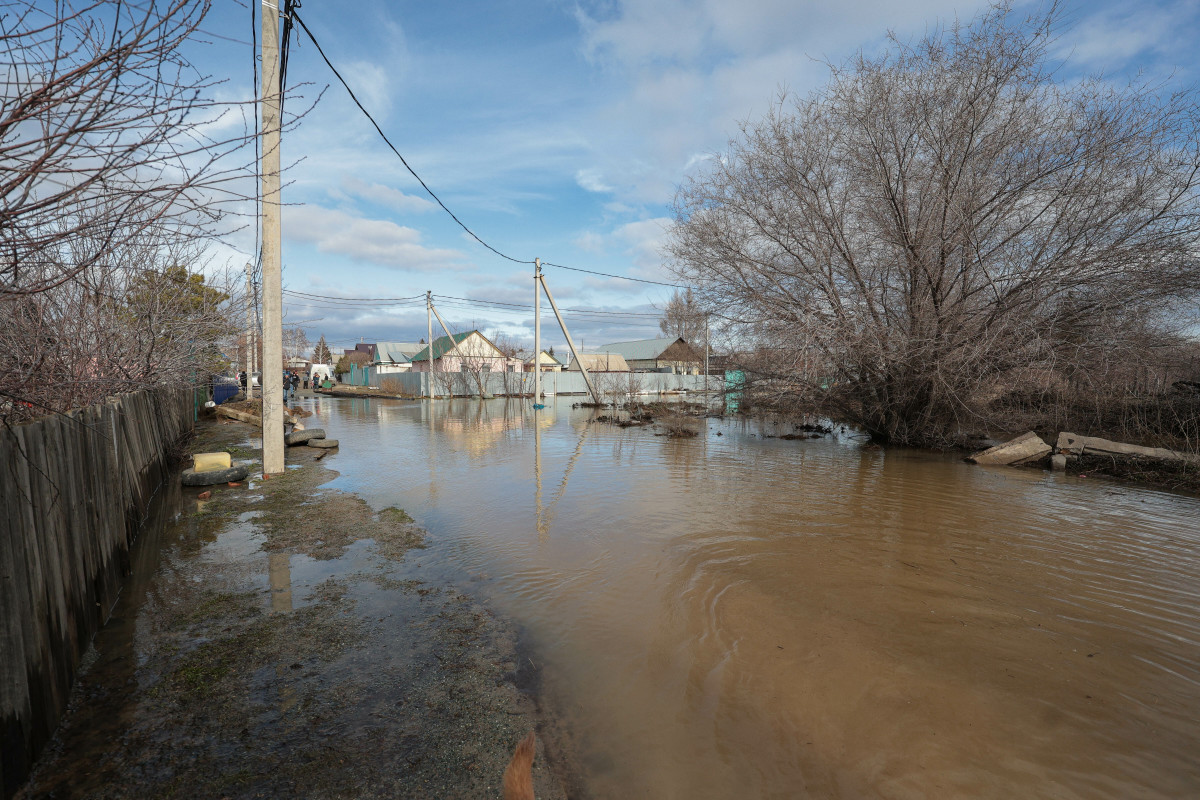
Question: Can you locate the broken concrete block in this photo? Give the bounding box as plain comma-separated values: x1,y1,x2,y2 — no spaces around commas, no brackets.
967,431,1052,466
1056,432,1192,463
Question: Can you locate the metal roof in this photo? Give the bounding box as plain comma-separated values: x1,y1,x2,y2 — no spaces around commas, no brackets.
409,331,475,363
594,337,682,361
373,341,424,363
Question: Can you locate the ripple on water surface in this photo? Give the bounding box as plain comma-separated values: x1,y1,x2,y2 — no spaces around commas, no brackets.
303,395,1200,798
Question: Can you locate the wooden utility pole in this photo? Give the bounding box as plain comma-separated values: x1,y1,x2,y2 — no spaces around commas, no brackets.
533,258,542,408
260,0,284,474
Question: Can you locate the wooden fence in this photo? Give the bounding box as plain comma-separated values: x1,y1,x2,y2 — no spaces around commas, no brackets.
0,388,195,798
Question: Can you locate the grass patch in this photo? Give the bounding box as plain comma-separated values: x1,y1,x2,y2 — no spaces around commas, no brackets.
379,506,414,524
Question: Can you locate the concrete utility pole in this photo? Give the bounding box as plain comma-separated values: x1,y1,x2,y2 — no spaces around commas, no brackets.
533,258,541,407
426,290,433,397
245,263,255,400
259,0,284,474
705,313,710,393
539,274,600,404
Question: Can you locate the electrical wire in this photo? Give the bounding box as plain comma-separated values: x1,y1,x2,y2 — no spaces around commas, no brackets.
432,294,662,317
285,10,698,291
542,261,695,289
280,289,662,321
283,289,425,302
290,9,532,266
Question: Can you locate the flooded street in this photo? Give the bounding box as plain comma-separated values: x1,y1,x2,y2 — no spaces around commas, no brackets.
316,396,1200,798
23,394,1200,799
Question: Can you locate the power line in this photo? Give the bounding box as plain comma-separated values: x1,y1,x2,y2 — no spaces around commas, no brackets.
283,289,425,302
433,293,662,317
290,9,532,266
281,288,661,318
542,261,694,289
287,10,698,292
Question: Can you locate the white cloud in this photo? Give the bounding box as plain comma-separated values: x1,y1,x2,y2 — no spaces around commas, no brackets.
340,177,436,213
285,206,469,270
1055,3,1188,73
564,217,676,295
572,0,989,203
575,168,613,193
573,231,606,252
342,60,393,115
613,217,673,272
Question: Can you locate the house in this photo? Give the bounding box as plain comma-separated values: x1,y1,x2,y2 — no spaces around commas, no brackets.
524,350,563,372
372,341,425,373
410,331,522,373
567,353,630,372
351,342,375,358
593,337,703,372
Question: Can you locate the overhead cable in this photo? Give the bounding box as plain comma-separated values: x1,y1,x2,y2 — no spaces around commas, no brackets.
287,11,698,291
542,261,695,290
290,10,532,266
283,289,425,302
432,293,662,317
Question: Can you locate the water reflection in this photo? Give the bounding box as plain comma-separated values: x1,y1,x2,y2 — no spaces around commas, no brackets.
534,406,586,538
268,552,293,613
308,396,1200,798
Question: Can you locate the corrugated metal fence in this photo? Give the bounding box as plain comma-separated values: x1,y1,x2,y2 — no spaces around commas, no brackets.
0,388,195,798
364,369,717,397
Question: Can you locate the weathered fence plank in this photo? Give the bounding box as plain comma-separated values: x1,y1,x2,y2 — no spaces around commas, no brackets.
0,388,194,799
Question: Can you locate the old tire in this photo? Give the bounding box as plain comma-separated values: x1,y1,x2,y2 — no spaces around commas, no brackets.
182,464,249,486
285,428,326,446
308,438,339,449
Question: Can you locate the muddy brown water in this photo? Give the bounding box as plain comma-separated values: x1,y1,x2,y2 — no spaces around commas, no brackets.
297,396,1199,799
24,395,1200,798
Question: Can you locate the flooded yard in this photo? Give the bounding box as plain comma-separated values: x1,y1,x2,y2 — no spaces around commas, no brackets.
23,394,1200,798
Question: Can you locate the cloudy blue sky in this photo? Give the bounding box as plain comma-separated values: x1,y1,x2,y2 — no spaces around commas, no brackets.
192,0,1200,356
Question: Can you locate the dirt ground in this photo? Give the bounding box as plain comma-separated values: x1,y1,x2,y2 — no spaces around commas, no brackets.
17,418,577,799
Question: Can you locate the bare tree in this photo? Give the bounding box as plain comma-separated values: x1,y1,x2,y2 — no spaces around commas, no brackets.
313,334,332,365
0,233,240,421
658,288,705,343
670,2,1200,446
282,327,309,363
0,0,262,296
0,0,315,421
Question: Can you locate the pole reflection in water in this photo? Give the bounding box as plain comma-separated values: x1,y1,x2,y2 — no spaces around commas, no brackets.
534,407,543,537
268,551,293,614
